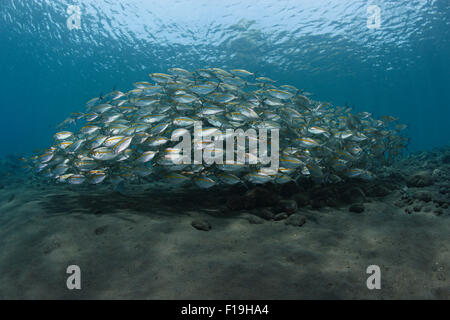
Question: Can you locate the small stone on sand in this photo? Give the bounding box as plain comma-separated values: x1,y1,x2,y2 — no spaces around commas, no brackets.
191,219,211,231
407,171,433,187
274,212,289,221
94,225,108,235
413,190,432,202
245,215,265,224
349,203,365,213
285,214,307,227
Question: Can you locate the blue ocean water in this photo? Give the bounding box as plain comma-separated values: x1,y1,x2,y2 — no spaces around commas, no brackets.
0,0,449,158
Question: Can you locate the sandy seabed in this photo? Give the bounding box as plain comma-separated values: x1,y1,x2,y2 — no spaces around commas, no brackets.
0,149,449,299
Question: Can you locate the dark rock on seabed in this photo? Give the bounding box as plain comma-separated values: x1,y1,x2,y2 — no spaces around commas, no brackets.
349,203,365,213
406,171,433,187
292,193,309,207
441,154,450,164
274,212,289,221
244,214,265,224
257,208,275,220
285,214,307,227
191,219,211,231
278,199,298,214
94,225,108,235
413,190,433,202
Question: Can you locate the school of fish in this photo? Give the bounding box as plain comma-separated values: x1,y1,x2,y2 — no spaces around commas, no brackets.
28,67,409,189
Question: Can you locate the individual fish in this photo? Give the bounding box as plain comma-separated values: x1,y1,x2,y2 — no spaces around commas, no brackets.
198,105,224,116
66,139,85,153
84,112,99,122
74,159,98,171
244,172,273,184
256,76,276,83
230,69,254,77
88,170,107,184
134,132,150,144
133,97,159,107
93,104,114,114
307,126,329,137
86,97,101,108
395,123,408,131
112,136,133,154
142,86,163,96
136,150,157,163
163,173,190,185
208,92,237,104
90,147,117,160
149,122,170,135
275,174,293,184
67,174,86,185
141,114,168,124
346,168,374,180
54,131,73,140
103,136,125,147
168,67,192,78
102,113,123,124
189,83,217,95
80,125,101,135
173,93,198,104
217,172,241,185
209,68,232,78
107,124,129,135
52,163,70,176
173,117,196,127
149,73,173,83
38,152,54,163
133,81,152,89
146,136,169,147
193,175,216,188
295,137,322,148
279,155,303,169
57,173,73,183
267,88,295,100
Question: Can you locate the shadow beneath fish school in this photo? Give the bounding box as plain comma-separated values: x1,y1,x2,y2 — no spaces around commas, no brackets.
38,182,247,219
